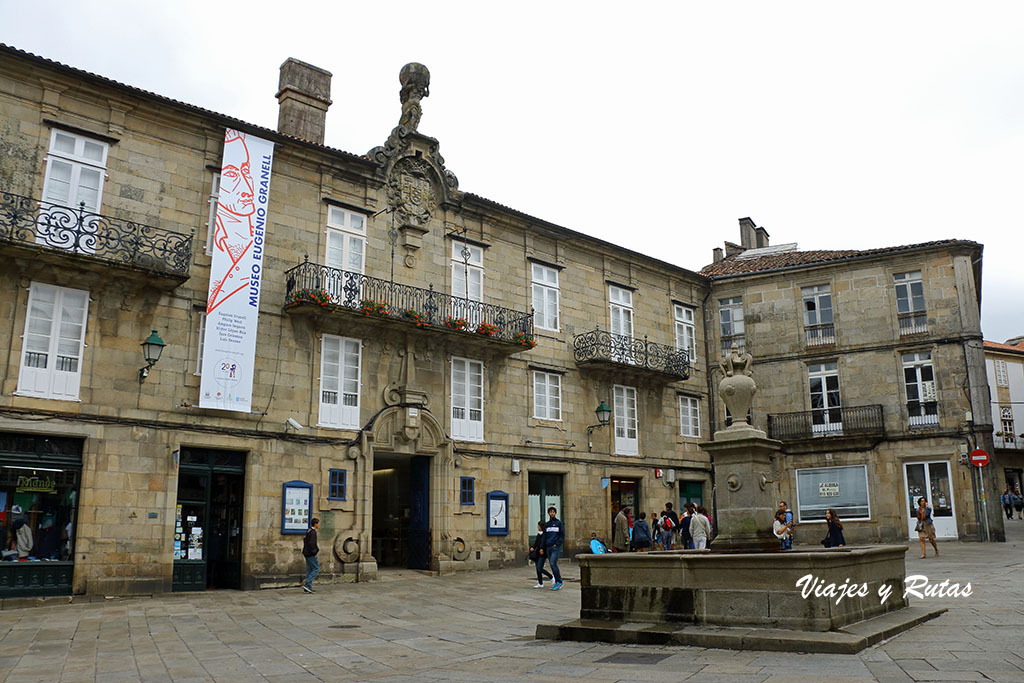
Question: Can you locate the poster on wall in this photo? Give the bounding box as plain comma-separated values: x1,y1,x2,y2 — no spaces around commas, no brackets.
487,490,509,536
281,481,313,534
199,128,276,413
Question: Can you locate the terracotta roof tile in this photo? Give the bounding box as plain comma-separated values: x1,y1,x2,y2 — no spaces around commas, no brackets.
984,340,1024,354
700,239,980,277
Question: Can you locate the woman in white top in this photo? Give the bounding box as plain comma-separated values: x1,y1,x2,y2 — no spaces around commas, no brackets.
689,507,711,549
773,510,795,549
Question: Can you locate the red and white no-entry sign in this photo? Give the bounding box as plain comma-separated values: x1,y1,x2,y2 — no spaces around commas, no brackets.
969,449,989,467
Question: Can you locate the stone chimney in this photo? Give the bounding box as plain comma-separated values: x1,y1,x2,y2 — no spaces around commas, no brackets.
738,217,757,249
755,226,769,248
276,58,332,144
713,247,724,263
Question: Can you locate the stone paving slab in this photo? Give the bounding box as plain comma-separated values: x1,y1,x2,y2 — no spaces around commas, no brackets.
0,523,1023,681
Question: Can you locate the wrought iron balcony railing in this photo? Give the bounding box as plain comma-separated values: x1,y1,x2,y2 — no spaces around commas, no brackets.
720,334,745,355
572,328,690,380
283,258,535,346
898,311,928,336
767,404,884,441
0,192,192,276
805,323,836,346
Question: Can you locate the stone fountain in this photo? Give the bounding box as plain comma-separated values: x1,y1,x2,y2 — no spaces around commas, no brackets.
535,346,947,653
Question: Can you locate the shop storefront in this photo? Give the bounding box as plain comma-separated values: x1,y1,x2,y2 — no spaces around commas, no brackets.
0,432,82,597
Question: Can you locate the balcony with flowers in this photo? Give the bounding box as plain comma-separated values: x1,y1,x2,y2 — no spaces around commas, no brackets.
283,257,535,355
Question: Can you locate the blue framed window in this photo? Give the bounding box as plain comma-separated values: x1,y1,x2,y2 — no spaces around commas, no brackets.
329,469,347,501
460,476,475,505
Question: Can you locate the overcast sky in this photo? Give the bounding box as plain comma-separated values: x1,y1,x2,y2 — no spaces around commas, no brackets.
3,1,1021,341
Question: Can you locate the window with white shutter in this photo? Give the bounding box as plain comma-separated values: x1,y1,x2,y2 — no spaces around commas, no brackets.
451,357,484,442
679,395,701,438
325,206,367,304
40,130,109,253
894,271,927,335
531,263,560,331
674,304,696,363
902,351,938,427
613,384,638,455
451,242,484,326
17,282,89,400
533,371,562,421
318,334,361,429
995,360,1009,387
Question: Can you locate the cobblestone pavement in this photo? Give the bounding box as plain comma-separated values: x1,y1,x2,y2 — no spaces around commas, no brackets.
1,521,1023,683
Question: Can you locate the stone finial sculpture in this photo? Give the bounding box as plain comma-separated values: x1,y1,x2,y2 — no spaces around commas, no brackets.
398,63,430,131
718,343,756,428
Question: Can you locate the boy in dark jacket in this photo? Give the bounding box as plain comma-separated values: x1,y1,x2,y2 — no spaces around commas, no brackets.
542,506,565,590
302,517,320,593
530,521,553,587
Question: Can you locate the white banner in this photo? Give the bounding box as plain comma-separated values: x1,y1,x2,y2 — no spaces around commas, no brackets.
199,129,275,412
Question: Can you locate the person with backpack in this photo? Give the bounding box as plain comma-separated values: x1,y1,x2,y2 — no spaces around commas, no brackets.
632,512,653,552
301,517,320,593
659,510,675,550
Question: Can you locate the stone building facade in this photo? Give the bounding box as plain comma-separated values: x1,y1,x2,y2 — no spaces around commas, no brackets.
0,45,712,598
701,220,1003,543
984,337,1024,496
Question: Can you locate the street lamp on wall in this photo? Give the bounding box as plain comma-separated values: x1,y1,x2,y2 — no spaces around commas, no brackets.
587,400,612,452
139,330,166,382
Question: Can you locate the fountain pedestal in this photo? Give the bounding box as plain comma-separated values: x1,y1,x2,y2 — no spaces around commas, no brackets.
701,428,782,552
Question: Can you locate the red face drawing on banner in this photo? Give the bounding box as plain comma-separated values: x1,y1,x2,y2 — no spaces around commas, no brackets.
208,131,255,313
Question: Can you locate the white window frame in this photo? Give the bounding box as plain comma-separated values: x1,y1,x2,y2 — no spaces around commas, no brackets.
679,395,701,438
41,128,109,212
894,271,927,335
326,206,367,272
451,357,484,442
995,359,1009,387
532,371,562,421
194,311,206,375
1000,407,1016,444
719,296,744,353
808,362,842,435
203,172,220,255
451,241,484,326
795,464,871,523
318,334,362,429
608,285,634,363
531,263,560,331
802,284,835,346
902,351,938,427
674,304,696,363
16,282,89,401
613,384,639,455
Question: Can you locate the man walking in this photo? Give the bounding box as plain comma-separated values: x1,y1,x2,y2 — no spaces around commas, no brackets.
302,517,320,593
613,506,630,553
542,506,565,590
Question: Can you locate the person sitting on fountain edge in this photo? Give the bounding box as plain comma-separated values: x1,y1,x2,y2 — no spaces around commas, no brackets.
773,509,795,549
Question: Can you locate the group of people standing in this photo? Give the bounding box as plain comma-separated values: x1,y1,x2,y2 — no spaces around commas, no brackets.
772,500,846,550
1000,485,1024,520
610,502,712,553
